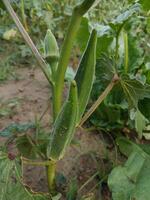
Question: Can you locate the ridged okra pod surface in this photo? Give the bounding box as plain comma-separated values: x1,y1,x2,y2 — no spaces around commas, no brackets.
75,29,97,123
47,81,78,161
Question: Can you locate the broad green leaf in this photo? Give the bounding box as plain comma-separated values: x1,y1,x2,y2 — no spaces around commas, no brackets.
16,131,49,159
139,98,150,121
0,153,48,200
116,137,140,157
95,55,116,85
16,135,37,159
128,34,144,71
134,109,148,138
108,149,150,200
116,137,150,157
108,166,135,200
76,17,90,52
109,3,141,32
65,67,75,82
96,36,113,58
0,123,35,137
120,75,150,108
76,18,113,57
91,23,113,57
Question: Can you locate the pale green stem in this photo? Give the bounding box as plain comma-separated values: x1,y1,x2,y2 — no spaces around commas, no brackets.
123,31,129,73
47,160,56,194
22,157,50,166
53,10,82,118
21,0,28,31
79,75,119,126
115,35,119,68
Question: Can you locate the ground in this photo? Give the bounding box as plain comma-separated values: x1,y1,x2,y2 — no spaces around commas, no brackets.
0,65,112,199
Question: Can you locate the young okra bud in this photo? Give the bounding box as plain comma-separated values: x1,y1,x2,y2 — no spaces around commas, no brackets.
44,29,59,64
75,29,97,123
47,81,78,161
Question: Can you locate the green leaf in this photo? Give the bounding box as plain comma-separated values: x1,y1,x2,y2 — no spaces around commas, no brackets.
128,34,144,71
76,18,113,57
65,67,75,82
0,153,48,200
51,193,62,200
0,2,5,9
95,55,116,86
109,3,141,32
0,123,35,137
116,137,150,157
139,98,150,121
96,36,113,58
108,148,150,200
67,180,78,200
120,75,150,108
16,135,37,159
76,17,90,52
134,109,148,138
91,23,113,57
129,0,150,11
140,0,150,10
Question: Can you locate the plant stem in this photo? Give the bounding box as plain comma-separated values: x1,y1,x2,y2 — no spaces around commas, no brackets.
2,0,52,86
123,31,129,73
115,35,119,68
54,10,82,117
47,160,56,193
22,157,50,166
54,0,98,117
79,74,119,126
21,0,28,31
78,172,99,192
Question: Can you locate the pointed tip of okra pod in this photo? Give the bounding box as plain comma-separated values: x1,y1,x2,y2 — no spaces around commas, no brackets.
71,80,77,87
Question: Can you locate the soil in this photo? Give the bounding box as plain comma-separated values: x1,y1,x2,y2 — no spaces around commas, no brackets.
0,66,112,199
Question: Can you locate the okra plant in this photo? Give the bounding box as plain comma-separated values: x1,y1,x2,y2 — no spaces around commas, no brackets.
1,0,98,198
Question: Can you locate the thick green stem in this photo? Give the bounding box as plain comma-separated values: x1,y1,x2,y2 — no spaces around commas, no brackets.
54,10,81,117
54,0,98,117
47,160,56,193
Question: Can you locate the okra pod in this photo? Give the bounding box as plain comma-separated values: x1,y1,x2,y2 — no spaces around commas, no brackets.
47,81,78,161
75,29,97,122
44,29,59,75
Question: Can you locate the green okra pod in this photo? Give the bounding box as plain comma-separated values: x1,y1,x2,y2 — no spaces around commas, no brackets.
44,29,59,76
75,29,97,122
47,81,78,161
